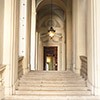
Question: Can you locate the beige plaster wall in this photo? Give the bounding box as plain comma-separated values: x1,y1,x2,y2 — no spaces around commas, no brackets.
0,0,4,64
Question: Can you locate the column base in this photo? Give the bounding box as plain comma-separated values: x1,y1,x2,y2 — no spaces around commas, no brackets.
4,86,13,96
87,79,100,96
0,86,4,99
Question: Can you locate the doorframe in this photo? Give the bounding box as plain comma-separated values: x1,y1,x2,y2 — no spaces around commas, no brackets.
43,44,60,71
43,46,58,71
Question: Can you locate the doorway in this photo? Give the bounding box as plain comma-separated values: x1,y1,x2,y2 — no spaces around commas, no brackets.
44,47,58,71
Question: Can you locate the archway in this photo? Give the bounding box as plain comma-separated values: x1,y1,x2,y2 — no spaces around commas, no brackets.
33,0,73,71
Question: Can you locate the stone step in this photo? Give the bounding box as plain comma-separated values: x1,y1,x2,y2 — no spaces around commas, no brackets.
19,78,85,82
18,86,89,91
22,74,79,78
15,90,91,96
29,71,73,73
24,74,80,76
25,72,79,74
5,95,100,100
21,76,82,79
19,83,86,87
19,80,86,83
4,71,93,100
19,80,86,84
22,76,82,79
27,73,78,76
12,71,92,99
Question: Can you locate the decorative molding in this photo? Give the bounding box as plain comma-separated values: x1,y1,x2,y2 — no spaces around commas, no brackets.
40,32,63,43
41,18,61,28
36,0,43,7
37,4,65,21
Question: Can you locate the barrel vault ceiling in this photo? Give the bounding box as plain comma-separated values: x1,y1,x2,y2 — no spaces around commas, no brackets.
36,0,72,42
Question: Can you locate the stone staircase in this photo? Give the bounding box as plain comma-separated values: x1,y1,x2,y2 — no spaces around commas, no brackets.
4,70,100,100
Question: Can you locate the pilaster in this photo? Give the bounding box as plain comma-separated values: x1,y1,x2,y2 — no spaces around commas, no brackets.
31,0,36,70
72,0,86,73
3,0,19,95
19,0,31,73
87,0,100,95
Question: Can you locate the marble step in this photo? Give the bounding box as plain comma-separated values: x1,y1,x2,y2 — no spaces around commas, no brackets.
19,80,86,84
22,76,82,79
27,73,78,76
5,95,100,100
14,71,91,98
19,79,86,84
24,74,81,76
15,90,91,96
18,86,89,91
29,71,72,73
19,83,86,87
20,79,84,82
20,76,83,79
25,72,79,74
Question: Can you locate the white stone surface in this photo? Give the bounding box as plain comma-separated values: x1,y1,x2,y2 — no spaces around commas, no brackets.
72,0,87,73
30,0,36,70
4,71,92,99
87,0,100,95
0,0,4,64
19,0,27,56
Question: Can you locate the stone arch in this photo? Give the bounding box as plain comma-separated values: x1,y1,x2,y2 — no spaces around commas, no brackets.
36,0,67,12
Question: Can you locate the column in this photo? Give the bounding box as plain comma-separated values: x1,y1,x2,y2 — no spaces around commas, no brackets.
72,0,77,71
65,0,73,70
72,0,86,73
0,0,4,64
62,41,66,71
31,0,36,70
87,0,100,95
66,4,72,70
3,0,19,95
19,0,31,73
26,0,31,71
19,0,27,57
38,33,43,70
35,32,39,70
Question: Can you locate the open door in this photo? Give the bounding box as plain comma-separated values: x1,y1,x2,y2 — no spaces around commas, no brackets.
44,47,58,71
